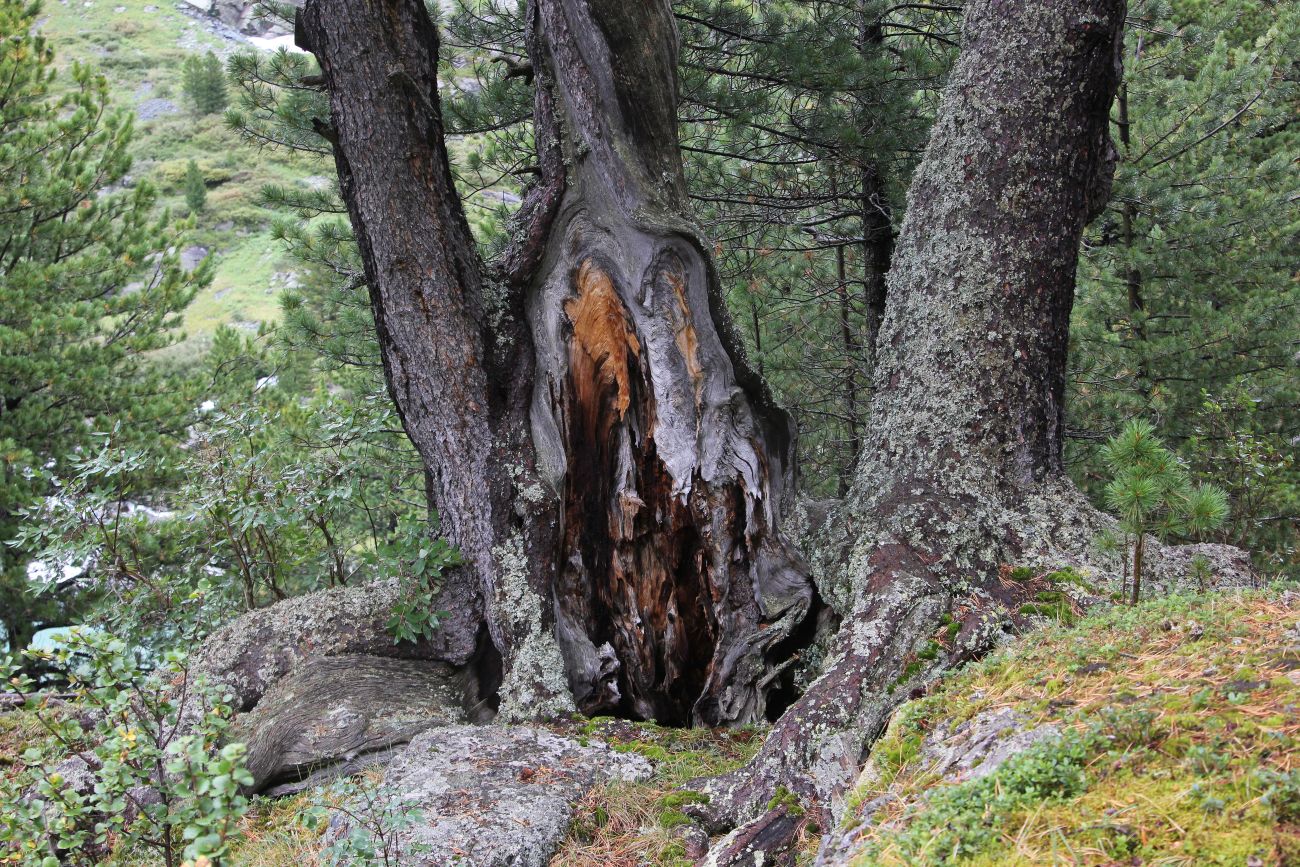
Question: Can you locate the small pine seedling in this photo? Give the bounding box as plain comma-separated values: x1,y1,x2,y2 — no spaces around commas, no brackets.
1101,419,1228,604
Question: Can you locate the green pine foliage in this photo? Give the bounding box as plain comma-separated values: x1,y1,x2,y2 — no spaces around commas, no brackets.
1101,419,1229,603
674,0,951,493
0,0,203,653
1071,0,1299,573
182,51,229,117
1183,388,1299,576
183,159,207,214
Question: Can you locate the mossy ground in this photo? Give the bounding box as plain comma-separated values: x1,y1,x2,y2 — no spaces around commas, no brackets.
842,590,1300,866
0,708,44,780
159,721,766,866
547,718,788,866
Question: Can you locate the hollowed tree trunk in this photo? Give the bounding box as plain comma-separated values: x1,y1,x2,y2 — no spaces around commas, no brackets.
694,0,1126,855
297,0,815,726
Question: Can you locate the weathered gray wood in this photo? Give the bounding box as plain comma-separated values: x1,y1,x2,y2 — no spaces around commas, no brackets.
296,0,817,727
521,0,814,726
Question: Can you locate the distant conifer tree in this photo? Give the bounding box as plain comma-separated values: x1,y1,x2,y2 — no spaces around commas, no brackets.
182,51,228,116
0,0,203,653
184,159,207,213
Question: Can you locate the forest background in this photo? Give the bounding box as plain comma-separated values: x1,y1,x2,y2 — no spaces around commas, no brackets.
2,0,1293,656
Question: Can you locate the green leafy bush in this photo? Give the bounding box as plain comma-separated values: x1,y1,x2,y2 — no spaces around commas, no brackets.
305,776,430,867
0,630,251,866
15,386,453,647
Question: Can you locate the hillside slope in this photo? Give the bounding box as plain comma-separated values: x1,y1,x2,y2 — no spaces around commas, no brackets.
37,0,313,360
826,590,1299,866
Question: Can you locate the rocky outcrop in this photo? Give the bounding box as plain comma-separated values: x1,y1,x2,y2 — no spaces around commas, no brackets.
190,587,654,863
233,655,469,796
189,578,460,717
1144,541,1256,595
179,0,294,36
326,725,653,866
818,706,1061,864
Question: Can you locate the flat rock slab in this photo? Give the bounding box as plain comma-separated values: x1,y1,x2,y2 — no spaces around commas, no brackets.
235,654,467,795
918,705,1059,783
332,725,653,866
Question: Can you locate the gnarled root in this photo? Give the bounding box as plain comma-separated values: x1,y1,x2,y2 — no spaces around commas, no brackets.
687,552,959,857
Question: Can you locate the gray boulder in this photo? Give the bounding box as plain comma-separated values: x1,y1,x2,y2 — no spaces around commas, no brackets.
233,655,469,796
189,578,466,717
914,706,1059,783
327,725,653,866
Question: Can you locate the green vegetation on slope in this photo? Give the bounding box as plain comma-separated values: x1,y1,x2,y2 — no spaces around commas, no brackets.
36,0,315,360
841,591,1300,866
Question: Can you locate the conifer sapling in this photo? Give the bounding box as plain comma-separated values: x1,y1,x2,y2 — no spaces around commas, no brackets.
1101,420,1229,604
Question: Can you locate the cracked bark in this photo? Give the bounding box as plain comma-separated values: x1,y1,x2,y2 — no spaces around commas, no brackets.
693,0,1126,859
297,0,816,727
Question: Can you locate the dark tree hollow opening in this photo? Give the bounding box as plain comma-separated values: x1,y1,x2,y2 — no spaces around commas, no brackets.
558,256,725,727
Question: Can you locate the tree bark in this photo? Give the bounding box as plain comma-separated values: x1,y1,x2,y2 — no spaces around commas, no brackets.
693,0,1125,851
856,8,893,367
858,161,892,366
296,0,567,722
297,0,816,726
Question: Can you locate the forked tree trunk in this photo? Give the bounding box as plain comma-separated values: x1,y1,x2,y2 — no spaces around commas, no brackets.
695,0,1125,857
297,0,815,726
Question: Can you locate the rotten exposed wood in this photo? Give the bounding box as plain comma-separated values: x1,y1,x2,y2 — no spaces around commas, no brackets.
528,0,817,726
298,0,817,727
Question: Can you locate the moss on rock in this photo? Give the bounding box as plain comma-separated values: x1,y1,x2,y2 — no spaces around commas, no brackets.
824,590,1300,866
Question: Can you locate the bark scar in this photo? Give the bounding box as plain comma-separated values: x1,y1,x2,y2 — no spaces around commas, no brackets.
564,259,642,431
666,268,704,408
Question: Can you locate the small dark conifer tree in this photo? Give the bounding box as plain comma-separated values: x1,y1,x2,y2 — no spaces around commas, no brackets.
1102,420,1229,604
182,51,228,116
183,159,206,214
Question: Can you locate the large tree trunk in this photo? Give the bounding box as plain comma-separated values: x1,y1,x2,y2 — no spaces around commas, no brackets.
296,0,815,726
694,0,1126,856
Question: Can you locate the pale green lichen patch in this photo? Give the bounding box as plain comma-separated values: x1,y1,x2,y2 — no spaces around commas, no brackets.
833,590,1300,866
493,532,577,721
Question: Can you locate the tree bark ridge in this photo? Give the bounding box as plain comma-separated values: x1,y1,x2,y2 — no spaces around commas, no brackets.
298,0,571,717
694,0,1127,851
